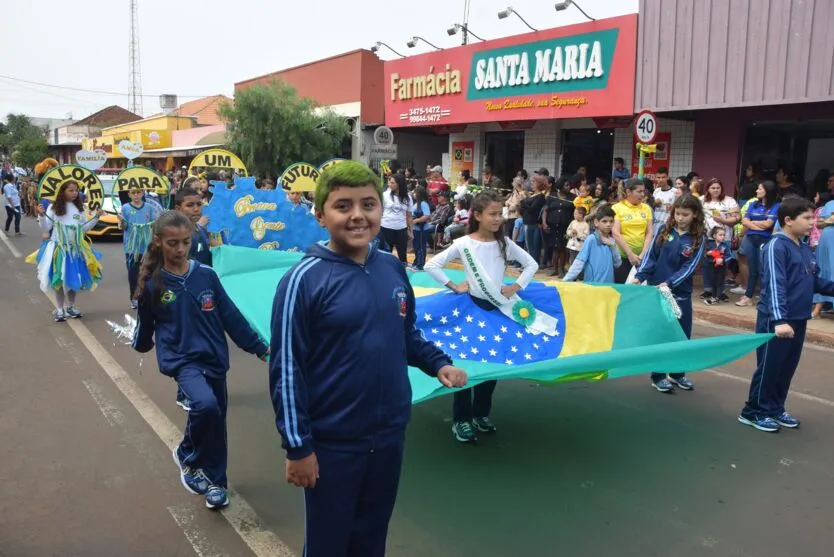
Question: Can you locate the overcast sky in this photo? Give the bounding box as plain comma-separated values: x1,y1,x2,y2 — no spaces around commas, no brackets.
0,0,637,121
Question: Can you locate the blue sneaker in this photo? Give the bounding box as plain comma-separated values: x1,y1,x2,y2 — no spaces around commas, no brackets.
774,412,800,429
65,305,83,319
172,448,211,495
738,414,781,432
472,417,497,433
651,378,674,393
205,486,230,510
669,376,694,391
452,421,477,443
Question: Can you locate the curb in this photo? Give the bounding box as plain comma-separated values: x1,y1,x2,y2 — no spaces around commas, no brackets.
693,306,834,349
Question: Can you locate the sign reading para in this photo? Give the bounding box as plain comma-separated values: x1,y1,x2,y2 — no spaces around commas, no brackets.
38,164,105,211
280,162,320,192
114,166,170,195
189,148,248,176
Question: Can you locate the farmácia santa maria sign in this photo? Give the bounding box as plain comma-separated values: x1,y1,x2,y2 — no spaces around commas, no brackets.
384,14,637,127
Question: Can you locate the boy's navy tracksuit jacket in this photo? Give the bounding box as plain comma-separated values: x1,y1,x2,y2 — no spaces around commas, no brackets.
268,243,453,460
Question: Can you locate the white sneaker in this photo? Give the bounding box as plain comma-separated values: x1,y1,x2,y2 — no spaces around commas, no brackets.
729,286,746,295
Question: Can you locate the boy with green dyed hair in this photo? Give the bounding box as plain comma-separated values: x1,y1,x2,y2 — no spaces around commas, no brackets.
269,160,467,556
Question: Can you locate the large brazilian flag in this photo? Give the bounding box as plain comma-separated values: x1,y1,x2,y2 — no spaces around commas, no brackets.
213,246,770,403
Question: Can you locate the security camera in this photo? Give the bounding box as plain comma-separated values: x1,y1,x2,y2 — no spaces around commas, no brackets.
447,24,459,36
406,38,417,48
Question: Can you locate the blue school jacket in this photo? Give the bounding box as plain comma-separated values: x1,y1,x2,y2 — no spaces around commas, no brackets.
758,233,834,324
190,224,212,266
635,228,705,298
133,260,267,377
269,243,453,460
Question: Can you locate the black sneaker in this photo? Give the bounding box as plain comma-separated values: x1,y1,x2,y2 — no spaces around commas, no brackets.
452,421,477,443
53,309,67,322
703,297,719,306
472,417,497,433
718,294,730,303
700,291,713,299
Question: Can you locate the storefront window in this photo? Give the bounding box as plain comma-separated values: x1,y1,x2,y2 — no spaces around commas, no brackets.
561,129,614,181
485,131,524,186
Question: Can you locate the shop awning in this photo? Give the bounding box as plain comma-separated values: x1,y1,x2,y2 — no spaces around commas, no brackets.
140,144,224,159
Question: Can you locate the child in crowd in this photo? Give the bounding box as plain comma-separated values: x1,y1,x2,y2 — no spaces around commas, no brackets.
132,211,269,510
3,175,22,235
566,206,589,264
562,205,621,283
739,197,834,432
442,196,470,245
175,187,213,267
632,195,706,393
411,185,432,271
573,183,594,216
120,185,163,309
269,161,467,557
34,181,103,322
702,226,733,305
426,190,538,443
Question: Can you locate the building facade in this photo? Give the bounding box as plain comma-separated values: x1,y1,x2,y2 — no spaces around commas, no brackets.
383,14,639,185
636,0,834,194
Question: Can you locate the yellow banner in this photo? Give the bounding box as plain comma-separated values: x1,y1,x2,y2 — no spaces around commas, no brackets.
37,164,105,211
189,149,248,176
280,162,320,192
318,158,347,173
114,166,170,195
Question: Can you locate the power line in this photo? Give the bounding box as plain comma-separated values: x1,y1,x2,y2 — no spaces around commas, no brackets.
0,74,212,99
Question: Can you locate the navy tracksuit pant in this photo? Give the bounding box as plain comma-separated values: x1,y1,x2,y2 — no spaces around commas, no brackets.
742,314,807,420
651,296,692,382
174,367,229,488
126,253,142,301
303,440,404,557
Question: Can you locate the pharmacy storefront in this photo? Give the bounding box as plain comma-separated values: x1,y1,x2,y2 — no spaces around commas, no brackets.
384,14,637,185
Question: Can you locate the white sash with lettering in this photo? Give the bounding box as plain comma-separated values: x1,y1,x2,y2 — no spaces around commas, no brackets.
456,236,558,336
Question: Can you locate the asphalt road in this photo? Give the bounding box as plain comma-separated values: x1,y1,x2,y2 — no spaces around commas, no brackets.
2,216,834,557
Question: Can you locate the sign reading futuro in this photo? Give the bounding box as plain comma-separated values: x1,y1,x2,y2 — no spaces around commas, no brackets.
384,14,637,127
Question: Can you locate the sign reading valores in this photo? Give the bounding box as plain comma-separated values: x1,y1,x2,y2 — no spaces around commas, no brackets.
189,148,248,176
114,166,170,195
38,164,105,211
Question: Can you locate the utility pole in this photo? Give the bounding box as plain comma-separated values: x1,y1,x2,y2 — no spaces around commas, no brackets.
128,0,143,115
462,0,471,45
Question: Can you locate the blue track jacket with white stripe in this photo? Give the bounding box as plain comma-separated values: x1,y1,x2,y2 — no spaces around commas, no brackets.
636,228,705,298
133,260,268,377
269,243,453,460
758,233,834,325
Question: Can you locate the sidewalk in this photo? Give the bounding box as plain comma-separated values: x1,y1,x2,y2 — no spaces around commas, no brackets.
421,251,834,348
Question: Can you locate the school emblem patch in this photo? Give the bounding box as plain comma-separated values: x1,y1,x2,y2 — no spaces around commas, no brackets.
161,290,176,305
681,245,693,258
199,290,216,312
392,286,408,318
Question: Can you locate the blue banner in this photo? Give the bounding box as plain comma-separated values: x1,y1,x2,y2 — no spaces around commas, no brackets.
202,176,329,251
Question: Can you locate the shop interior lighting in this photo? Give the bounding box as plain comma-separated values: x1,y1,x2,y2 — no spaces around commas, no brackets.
406,36,443,50
446,23,486,41
497,7,538,32
370,41,405,57
554,0,596,21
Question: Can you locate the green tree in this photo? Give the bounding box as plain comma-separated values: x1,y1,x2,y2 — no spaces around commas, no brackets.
12,136,49,169
218,80,349,179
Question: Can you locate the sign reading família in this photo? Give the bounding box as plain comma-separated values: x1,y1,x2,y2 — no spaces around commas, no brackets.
384,14,637,127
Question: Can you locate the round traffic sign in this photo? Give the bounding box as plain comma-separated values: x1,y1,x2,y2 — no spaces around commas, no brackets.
633,110,658,144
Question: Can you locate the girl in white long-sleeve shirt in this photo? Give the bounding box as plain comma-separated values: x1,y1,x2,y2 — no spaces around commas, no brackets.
32,180,103,322
425,190,538,443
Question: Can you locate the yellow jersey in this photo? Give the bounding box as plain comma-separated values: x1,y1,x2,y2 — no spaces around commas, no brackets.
613,200,653,254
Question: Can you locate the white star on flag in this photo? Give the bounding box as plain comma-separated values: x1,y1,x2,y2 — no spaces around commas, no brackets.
478,335,486,342
454,326,462,333
471,347,479,354
465,315,474,323
493,335,502,342
481,358,488,363
533,343,540,349
554,330,560,336
516,331,523,338
435,341,444,347
459,352,467,359
440,316,448,324
449,343,458,350
543,336,550,343
505,359,513,365
500,326,508,333
524,353,532,360
511,346,518,353
478,321,486,328
424,313,432,321
460,336,468,343
452,309,460,317
431,328,439,334
444,331,453,337
489,349,498,356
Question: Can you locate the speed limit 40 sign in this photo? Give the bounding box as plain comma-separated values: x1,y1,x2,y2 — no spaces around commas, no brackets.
633,110,658,144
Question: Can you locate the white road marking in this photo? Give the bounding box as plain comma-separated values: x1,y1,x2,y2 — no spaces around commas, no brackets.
168,505,232,557
706,368,834,409
82,379,126,427
0,230,23,258
63,316,294,557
